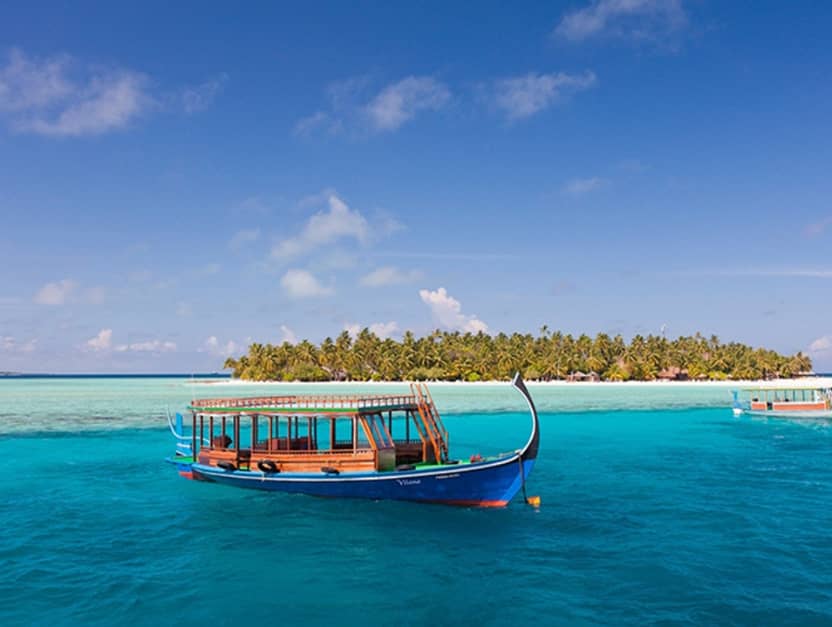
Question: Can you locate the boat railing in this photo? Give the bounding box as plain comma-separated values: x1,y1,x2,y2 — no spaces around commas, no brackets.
189,393,419,412
240,447,376,456
410,383,448,462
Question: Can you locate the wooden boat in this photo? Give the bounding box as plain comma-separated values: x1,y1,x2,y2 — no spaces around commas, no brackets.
732,387,832,418
166,373,539,507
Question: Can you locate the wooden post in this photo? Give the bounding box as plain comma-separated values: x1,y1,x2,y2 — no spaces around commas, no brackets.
209,415,214,448
234,415,240,452
268,416,274,453
330,417,335,452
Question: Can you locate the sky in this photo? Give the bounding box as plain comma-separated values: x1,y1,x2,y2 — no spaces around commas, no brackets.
1,0,831,373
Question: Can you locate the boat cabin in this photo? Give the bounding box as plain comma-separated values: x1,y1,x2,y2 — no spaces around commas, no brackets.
187,384,449,474
743,387,831,412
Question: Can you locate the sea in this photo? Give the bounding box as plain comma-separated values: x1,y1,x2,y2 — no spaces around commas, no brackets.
1,376,830,626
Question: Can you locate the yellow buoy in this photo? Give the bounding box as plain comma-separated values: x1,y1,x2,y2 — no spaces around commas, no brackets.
526,495,541,507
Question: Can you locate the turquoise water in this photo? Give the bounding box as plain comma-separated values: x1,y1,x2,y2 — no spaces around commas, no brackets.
1,378,831,625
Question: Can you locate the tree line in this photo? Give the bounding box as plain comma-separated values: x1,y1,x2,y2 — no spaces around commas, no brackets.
222,328,812,382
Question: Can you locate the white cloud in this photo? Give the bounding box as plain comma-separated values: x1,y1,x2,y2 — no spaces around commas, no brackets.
0,48,73,112
280,268,333,299
115,339,176,353
492,71,597,120
296,75,449,136
0,336,37,353
0,48,222,137
34,279,77,305
294,110,338,136
365,76,450,132
272,193,369,259
418,287,488,334
554,0,687,43
86,328,113,352
563,176,608,195
181,73,228,113
279,324,297,344
808,336,832,353
359,266,422,287
229,228,261,250
202,336,239,357
85,328,175,353
344,321,400,340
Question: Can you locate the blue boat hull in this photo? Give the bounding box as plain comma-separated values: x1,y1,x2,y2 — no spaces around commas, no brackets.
188,456,535,507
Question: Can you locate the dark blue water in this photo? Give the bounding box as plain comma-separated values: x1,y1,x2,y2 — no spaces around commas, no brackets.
1,407,831,625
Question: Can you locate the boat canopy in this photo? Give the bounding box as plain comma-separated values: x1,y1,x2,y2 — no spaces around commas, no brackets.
184,385,449,473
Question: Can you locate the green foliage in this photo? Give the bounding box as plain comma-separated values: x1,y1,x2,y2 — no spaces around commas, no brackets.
223,329,811,382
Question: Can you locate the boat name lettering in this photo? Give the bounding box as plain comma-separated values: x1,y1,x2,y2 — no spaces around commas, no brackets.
396,479,421,486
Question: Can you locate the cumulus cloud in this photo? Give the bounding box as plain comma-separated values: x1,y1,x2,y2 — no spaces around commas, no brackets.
344,321,400,340
85,328,176,353
272,193,369,259
359,266,422,287
563,176,608,195
808,336,832,354
296,75,450,136
279,324,298,344
116,339,177,353
554,0,687,44
203,336,239,357
0,48,223,137
418,287,488,333
34,279,77,305
365,76,450,131
280,269,333,299
492,71,597,120
85,328,113,352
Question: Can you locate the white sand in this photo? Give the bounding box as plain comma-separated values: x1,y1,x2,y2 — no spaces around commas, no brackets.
198,377,832,388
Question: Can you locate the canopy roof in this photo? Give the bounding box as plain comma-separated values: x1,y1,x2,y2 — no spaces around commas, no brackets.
741,387,830,392
188,393,422,415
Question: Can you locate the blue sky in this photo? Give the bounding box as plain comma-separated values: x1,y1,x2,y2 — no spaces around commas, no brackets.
2,0,832,373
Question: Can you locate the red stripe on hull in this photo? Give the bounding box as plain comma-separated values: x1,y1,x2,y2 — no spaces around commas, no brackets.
439,499,509,508
178,471,194,480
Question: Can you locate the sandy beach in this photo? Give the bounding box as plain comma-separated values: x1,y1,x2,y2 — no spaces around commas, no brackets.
200,377,832,388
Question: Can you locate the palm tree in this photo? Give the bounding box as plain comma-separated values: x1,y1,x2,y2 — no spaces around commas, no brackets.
224,327,807,382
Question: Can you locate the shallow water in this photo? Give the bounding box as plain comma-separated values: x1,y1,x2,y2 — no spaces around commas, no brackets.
1,378,830,625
